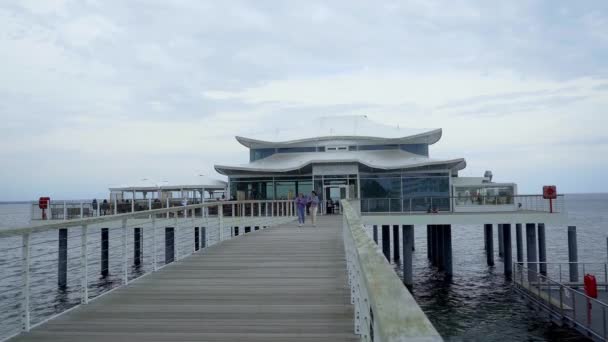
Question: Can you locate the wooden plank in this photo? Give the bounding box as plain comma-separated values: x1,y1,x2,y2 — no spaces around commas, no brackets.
13,216,358,342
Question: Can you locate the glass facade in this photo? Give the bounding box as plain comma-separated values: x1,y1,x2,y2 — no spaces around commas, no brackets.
230,177,313,200
454,185,515,206
360,172,450,212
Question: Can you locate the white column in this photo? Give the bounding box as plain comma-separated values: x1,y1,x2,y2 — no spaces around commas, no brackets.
122,219,128,285
21,232,31,332
80,225,88,304
80,202,84,218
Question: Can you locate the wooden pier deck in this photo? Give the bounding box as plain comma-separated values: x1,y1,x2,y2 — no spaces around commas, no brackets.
14,215,357,342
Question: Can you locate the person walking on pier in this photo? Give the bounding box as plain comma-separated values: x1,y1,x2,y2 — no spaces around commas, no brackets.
309,191,319,227
295,193,307,227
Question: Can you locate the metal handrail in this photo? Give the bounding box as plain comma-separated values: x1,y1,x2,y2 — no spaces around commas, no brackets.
0,200,297,341
513,262,608,341
341,200,442,341
360,194,565,214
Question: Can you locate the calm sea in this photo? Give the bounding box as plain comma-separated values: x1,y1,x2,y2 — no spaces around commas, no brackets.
1,194,606,341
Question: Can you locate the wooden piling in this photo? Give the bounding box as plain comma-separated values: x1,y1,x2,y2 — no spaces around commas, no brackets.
58,228,68,288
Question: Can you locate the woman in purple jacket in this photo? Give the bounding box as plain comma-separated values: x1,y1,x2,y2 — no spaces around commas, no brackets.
295,193,307,227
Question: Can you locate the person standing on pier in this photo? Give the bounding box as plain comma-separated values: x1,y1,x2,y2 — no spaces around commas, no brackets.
309,191,319,227
295,193,307,227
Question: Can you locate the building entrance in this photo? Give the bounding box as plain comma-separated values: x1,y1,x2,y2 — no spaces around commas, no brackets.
323,184,348,214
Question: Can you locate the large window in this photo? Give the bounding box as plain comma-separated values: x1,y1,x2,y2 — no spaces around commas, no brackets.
400,144,429,156
402,175,449,211
454,185,514,206
250,148,275,162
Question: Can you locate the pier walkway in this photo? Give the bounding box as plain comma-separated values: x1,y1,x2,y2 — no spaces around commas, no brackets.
13,215,357,342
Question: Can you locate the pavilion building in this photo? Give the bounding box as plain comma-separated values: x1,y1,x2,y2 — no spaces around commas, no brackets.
214,116,517,214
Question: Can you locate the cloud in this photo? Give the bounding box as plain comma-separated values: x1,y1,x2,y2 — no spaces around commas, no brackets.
0,0,607,199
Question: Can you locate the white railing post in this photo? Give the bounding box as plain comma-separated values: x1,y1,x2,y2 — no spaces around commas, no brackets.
21,232,31,332
122,218,128,285
63,201,67,220
219,204,224,241
258,202,262,217
148,198,152,219
114,197,118,215
174,216,179,260
81,224,88,304
166,198,170,219
152,216,158,271
80,202,84,218
96,201,100,217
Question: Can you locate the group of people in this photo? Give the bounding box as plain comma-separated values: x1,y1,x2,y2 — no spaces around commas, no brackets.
294,191,320,227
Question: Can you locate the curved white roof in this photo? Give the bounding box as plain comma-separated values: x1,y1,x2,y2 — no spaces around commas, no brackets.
215,150,465,175
236,115,442,148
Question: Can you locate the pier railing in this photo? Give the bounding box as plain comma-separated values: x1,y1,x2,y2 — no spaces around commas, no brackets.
0,200,297,341
513,262,608,341
360,194,565,214
341,200,442,341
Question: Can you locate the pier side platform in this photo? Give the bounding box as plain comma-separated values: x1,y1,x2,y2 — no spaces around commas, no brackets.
12,216,358,342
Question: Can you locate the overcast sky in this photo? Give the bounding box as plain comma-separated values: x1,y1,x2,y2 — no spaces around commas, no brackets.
1,0,607,200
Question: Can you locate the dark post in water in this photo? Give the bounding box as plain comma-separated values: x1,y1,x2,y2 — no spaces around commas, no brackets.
502,224,512,278
526,223,538,283
101,228,109,277
194,227,200,251
402,225,414,286
537,223,547,276
515,223,523,265
58,228,68,288
392,225,400,261
497,224,504,258
373,225,378,245
134,227,142,267
381,225,390,261
568,226,579,282
427,225,431,260
443,225,453,276
484,224,494,267
165,227,175,264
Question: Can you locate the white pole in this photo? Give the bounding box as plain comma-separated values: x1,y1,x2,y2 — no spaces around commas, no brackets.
21,232,31,332
113,194,118,215
80,225,88,304
122,219,128,285
80,201,84,219
152,217,157,271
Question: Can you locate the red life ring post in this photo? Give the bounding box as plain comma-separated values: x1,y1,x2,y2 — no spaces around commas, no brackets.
542,186,557,213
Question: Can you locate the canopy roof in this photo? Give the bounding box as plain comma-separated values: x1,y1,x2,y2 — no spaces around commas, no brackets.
236,115,442,148
109,176,227,192
215,150,466,176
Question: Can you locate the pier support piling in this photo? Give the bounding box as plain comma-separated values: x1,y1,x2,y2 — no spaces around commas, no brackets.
526,223,538,283
427,225,431,260
101,228,109,277
134,228,142,267
381,225,390,261
165,227,175,264
515,224,523,265
435,226,444,270
568,226,579,282
484,224,494,267
393,225,400,261
502,224,512,278
58,228,68,288
443,225,453,276
498,224,504,258
537,223,547,276
402,225,414,286
245,226,251,233
194,227,200,251
373,225,378,245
